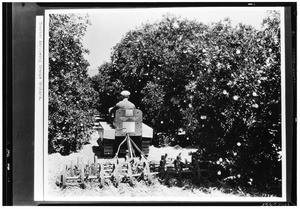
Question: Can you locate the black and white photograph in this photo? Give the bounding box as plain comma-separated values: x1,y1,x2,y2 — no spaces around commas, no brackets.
38,6,286,202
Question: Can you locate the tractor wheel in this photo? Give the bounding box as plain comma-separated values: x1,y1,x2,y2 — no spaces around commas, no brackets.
99,162,105,188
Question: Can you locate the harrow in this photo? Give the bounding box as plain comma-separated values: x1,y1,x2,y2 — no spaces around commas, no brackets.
57,144,205,189
58,133,156,188
58,156,156,188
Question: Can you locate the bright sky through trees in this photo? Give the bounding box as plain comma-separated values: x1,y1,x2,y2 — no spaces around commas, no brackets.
81,7,274,77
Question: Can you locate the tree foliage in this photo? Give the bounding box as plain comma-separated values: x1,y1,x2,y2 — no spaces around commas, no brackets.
184,12,281,194
92,11,281,194
48,14,99,155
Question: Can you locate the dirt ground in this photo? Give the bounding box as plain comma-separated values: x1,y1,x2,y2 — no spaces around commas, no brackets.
47,132,254,198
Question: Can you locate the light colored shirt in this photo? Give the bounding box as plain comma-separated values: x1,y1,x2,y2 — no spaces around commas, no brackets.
109,98,136,116
115,98,136,109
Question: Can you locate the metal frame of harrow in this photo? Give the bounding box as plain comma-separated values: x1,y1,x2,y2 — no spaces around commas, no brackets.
58,132,207,189
58,154,206,189
59,133,155,188
59,156,156,188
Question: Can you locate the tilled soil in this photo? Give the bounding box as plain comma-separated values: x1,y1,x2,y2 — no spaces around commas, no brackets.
47,132,251,198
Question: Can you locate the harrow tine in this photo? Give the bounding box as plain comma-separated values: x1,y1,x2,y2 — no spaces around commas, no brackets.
99,161,104,188
61,164,67,188
142,159,152,183
127,160,133,186
70,161,73,177
114,159,120,187
80,162,85,183
89,163,92,176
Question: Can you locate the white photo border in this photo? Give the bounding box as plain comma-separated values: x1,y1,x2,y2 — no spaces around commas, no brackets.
36,6,287,202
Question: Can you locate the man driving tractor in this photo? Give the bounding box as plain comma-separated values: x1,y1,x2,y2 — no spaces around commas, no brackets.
109,90,136,120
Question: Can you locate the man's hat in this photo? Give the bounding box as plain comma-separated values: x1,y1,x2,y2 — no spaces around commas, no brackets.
121,90,130,97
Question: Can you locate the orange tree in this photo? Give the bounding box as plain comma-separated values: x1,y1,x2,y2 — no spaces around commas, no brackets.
94,15,209,136
90,62,125,116
92,12,281,194
48,14,98,155
184,12,281,194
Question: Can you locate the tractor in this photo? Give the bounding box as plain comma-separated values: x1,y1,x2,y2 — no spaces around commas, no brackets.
94,109,153,158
